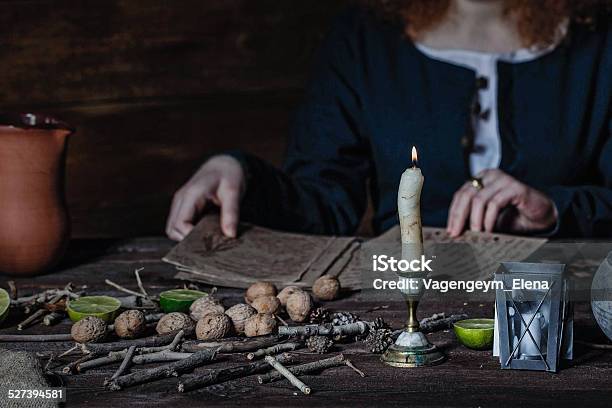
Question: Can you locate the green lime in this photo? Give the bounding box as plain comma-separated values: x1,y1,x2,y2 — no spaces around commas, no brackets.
0,288,10,324
67,296,122,323
159,289,207,313
453,318,495,350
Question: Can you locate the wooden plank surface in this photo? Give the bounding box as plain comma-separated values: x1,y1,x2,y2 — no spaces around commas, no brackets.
0,0,352,238
1,238,611,407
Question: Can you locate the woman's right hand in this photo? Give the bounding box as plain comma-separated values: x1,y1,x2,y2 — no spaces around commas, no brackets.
166,155,245,241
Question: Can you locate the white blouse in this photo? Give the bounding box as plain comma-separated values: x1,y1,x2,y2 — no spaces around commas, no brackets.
415,43,560,176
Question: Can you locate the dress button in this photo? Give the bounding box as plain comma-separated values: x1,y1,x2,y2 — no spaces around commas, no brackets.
476,76,489,89
480,109,491,121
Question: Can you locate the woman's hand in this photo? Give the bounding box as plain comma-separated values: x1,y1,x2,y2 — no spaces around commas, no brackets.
166,155,245,241
446,169,557,237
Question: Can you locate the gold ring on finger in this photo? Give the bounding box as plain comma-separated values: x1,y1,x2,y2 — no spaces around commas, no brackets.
470,177,484,191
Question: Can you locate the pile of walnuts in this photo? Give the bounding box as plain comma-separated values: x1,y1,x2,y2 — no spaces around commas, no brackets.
70,275,341,344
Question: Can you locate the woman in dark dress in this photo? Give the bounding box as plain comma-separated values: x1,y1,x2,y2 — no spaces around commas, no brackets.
166,0,611,240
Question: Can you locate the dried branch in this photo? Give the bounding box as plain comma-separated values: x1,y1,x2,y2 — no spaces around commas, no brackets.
181,335,281,353
134,267,149,298
82,329,193,355
178,353,294,393
264,355,310,395
257,354,345,384
63,354,95,374
105,279,147,299
419,313,468,333
17,284,72,330
344,359,366,377
107,348,218,391
78,330,186,372
132,351,192,364
109,346,136,382
278,322,368,339
247,342,303,360
43,312,65,326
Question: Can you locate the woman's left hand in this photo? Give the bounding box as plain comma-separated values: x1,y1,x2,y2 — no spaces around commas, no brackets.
446,169,558,237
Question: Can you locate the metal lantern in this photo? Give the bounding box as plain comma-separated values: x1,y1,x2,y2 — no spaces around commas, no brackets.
494,262,573,373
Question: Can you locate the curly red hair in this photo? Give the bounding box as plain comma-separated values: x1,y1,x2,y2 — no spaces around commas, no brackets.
364,0,610,48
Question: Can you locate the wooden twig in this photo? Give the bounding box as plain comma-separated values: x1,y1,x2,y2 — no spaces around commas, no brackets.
105,279,147,299
344,359,366,377
178,353,294,393
364,305,389,313
17,284,72,330
134,267,149,298
107,348,218,391
17,309,47,330
419,313,468,333
11,289,57,307
82,329,192,355
63,354,96,374
275,314,289,326
78,331,186,372
132,351,192,364
57,345,79,358
0,333,73,342
43,312,65,326
247,342,303,360
258,354,345,384
109,346,136,382
77,351,128,372
182,335,281,353
278,322,368,339
264,355,310,395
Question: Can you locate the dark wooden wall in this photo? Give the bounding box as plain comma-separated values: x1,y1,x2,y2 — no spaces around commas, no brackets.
0,0,351,237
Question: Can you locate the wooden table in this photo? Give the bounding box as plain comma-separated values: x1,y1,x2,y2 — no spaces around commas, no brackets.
1,238,611,407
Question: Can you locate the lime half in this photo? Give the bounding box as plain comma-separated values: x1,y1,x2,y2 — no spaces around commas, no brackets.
67,296,122,323
0,288,10,324
453,318,495,350
159,289,207,313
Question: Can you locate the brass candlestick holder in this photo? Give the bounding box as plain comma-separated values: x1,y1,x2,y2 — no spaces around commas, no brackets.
381,275,446,367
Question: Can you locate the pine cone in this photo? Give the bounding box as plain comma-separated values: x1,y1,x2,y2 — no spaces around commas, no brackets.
331,312,360,326
309,307,332,324
365,328,394,354
306,335,334,354
371,317,390,330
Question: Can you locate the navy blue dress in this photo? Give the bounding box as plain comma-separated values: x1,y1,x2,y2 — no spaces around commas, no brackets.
231,9,612,238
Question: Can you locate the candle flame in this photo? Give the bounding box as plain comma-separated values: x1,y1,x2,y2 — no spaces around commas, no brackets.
411,146,418,167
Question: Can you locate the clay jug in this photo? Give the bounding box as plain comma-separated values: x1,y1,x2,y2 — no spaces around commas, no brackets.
0,113,73,275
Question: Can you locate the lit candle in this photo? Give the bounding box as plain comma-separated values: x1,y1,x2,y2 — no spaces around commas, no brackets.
398,146,424,264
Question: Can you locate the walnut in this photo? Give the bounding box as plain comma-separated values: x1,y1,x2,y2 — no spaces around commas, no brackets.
277,286,303,307
225,303,257,335
245,282,277,304
244,313,277,337
189,296,225,321
195,313,232,340
71,316,107,343
156,312,194,335
312,275,341,301
286,291,312,323
251,295,280,315
114,310,147,339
